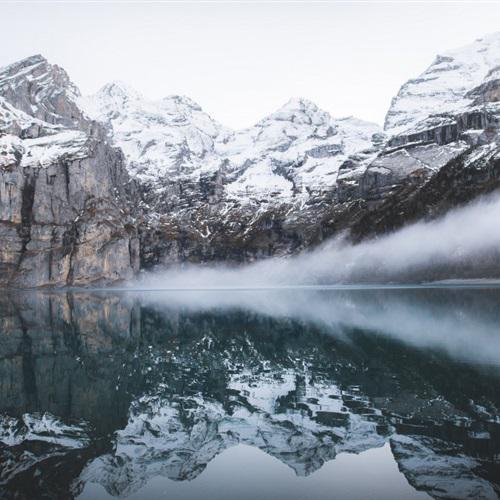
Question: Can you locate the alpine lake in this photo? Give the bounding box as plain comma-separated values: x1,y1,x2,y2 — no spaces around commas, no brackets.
1,286,499,499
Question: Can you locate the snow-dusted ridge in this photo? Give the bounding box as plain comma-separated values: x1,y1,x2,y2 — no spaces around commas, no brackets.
78,85,382,202
219,98,382,200
385,31,500,135
0,55,92,171
74,31,500,208
2,32,500,284
78,82,228,188
4,31,500,189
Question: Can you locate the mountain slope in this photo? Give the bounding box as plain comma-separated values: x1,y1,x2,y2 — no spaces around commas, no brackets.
385,32,500,135
2,33,500,285
0,56,139,287
80,88,381,208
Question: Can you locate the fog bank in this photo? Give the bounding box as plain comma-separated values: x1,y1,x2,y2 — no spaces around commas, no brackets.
135,193,500,288
124,287,500,368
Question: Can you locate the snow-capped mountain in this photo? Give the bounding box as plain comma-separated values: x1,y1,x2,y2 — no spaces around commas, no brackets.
79,83,227,188
79,86,381,205
0,54,88,130
218,98,381,201
1,32,500,286
385,33,500,135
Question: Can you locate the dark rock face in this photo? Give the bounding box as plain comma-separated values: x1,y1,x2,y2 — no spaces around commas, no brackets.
0,56,140,287
350,148,500,242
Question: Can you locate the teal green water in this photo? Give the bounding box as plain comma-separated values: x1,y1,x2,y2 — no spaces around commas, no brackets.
0,288,499,499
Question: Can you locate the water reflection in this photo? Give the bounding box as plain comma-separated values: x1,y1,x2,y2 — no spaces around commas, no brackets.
0,288,499,499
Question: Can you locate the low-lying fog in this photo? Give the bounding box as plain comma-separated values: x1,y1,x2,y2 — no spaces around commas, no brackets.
87,193,500,368
100,286,500,369
133,193,500,289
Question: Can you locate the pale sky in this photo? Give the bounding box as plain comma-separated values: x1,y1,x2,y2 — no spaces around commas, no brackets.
1,1,500,129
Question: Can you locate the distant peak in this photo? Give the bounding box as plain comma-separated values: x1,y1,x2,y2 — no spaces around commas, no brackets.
162,94,202,111
385,31,500,134
259,96,330,126
279,97,320,113
0,54,48,74
18,54,47,66
336,115,380,128
98,81,142,100
28,53,46,61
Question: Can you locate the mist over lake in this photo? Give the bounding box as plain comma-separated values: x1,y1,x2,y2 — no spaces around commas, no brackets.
2,3,500,499
1,287,499,499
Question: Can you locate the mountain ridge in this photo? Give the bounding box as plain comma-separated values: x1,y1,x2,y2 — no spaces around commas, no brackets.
1,33,500,286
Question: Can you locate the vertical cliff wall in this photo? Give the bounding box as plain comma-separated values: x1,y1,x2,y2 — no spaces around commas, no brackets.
0,56,139,287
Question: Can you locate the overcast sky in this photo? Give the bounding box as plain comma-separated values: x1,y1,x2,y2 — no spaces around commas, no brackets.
1,1,500,129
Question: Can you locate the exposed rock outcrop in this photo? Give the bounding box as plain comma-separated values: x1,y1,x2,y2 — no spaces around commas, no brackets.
0,57,140,287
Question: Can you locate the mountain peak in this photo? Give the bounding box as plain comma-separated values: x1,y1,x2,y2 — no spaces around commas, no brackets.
98,81,143,101
0,53,48,75
385,31,500,134
0,53,85,128
162,94,203,111
279,97,321,113
260,97,331,127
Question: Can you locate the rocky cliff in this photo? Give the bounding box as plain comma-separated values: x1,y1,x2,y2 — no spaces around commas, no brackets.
0,56,139,287
2,33,500,286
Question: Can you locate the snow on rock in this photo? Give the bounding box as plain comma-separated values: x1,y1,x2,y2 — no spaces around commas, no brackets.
0,412,90,448
220,98,381,201
20,130,89,168
391,434,497,499
0,54,86,129
0,129,88,170
79,83,227,187
0,58,91,171
81,90,382,204
385,32,500,135
0,134,23,169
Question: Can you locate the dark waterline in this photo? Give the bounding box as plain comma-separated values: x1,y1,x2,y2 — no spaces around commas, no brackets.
0,287,499,499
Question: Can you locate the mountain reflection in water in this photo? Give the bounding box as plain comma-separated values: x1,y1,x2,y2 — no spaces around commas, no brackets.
0,288,499,500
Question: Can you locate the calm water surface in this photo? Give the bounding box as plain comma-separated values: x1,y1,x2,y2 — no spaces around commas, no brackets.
0,287,499,499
